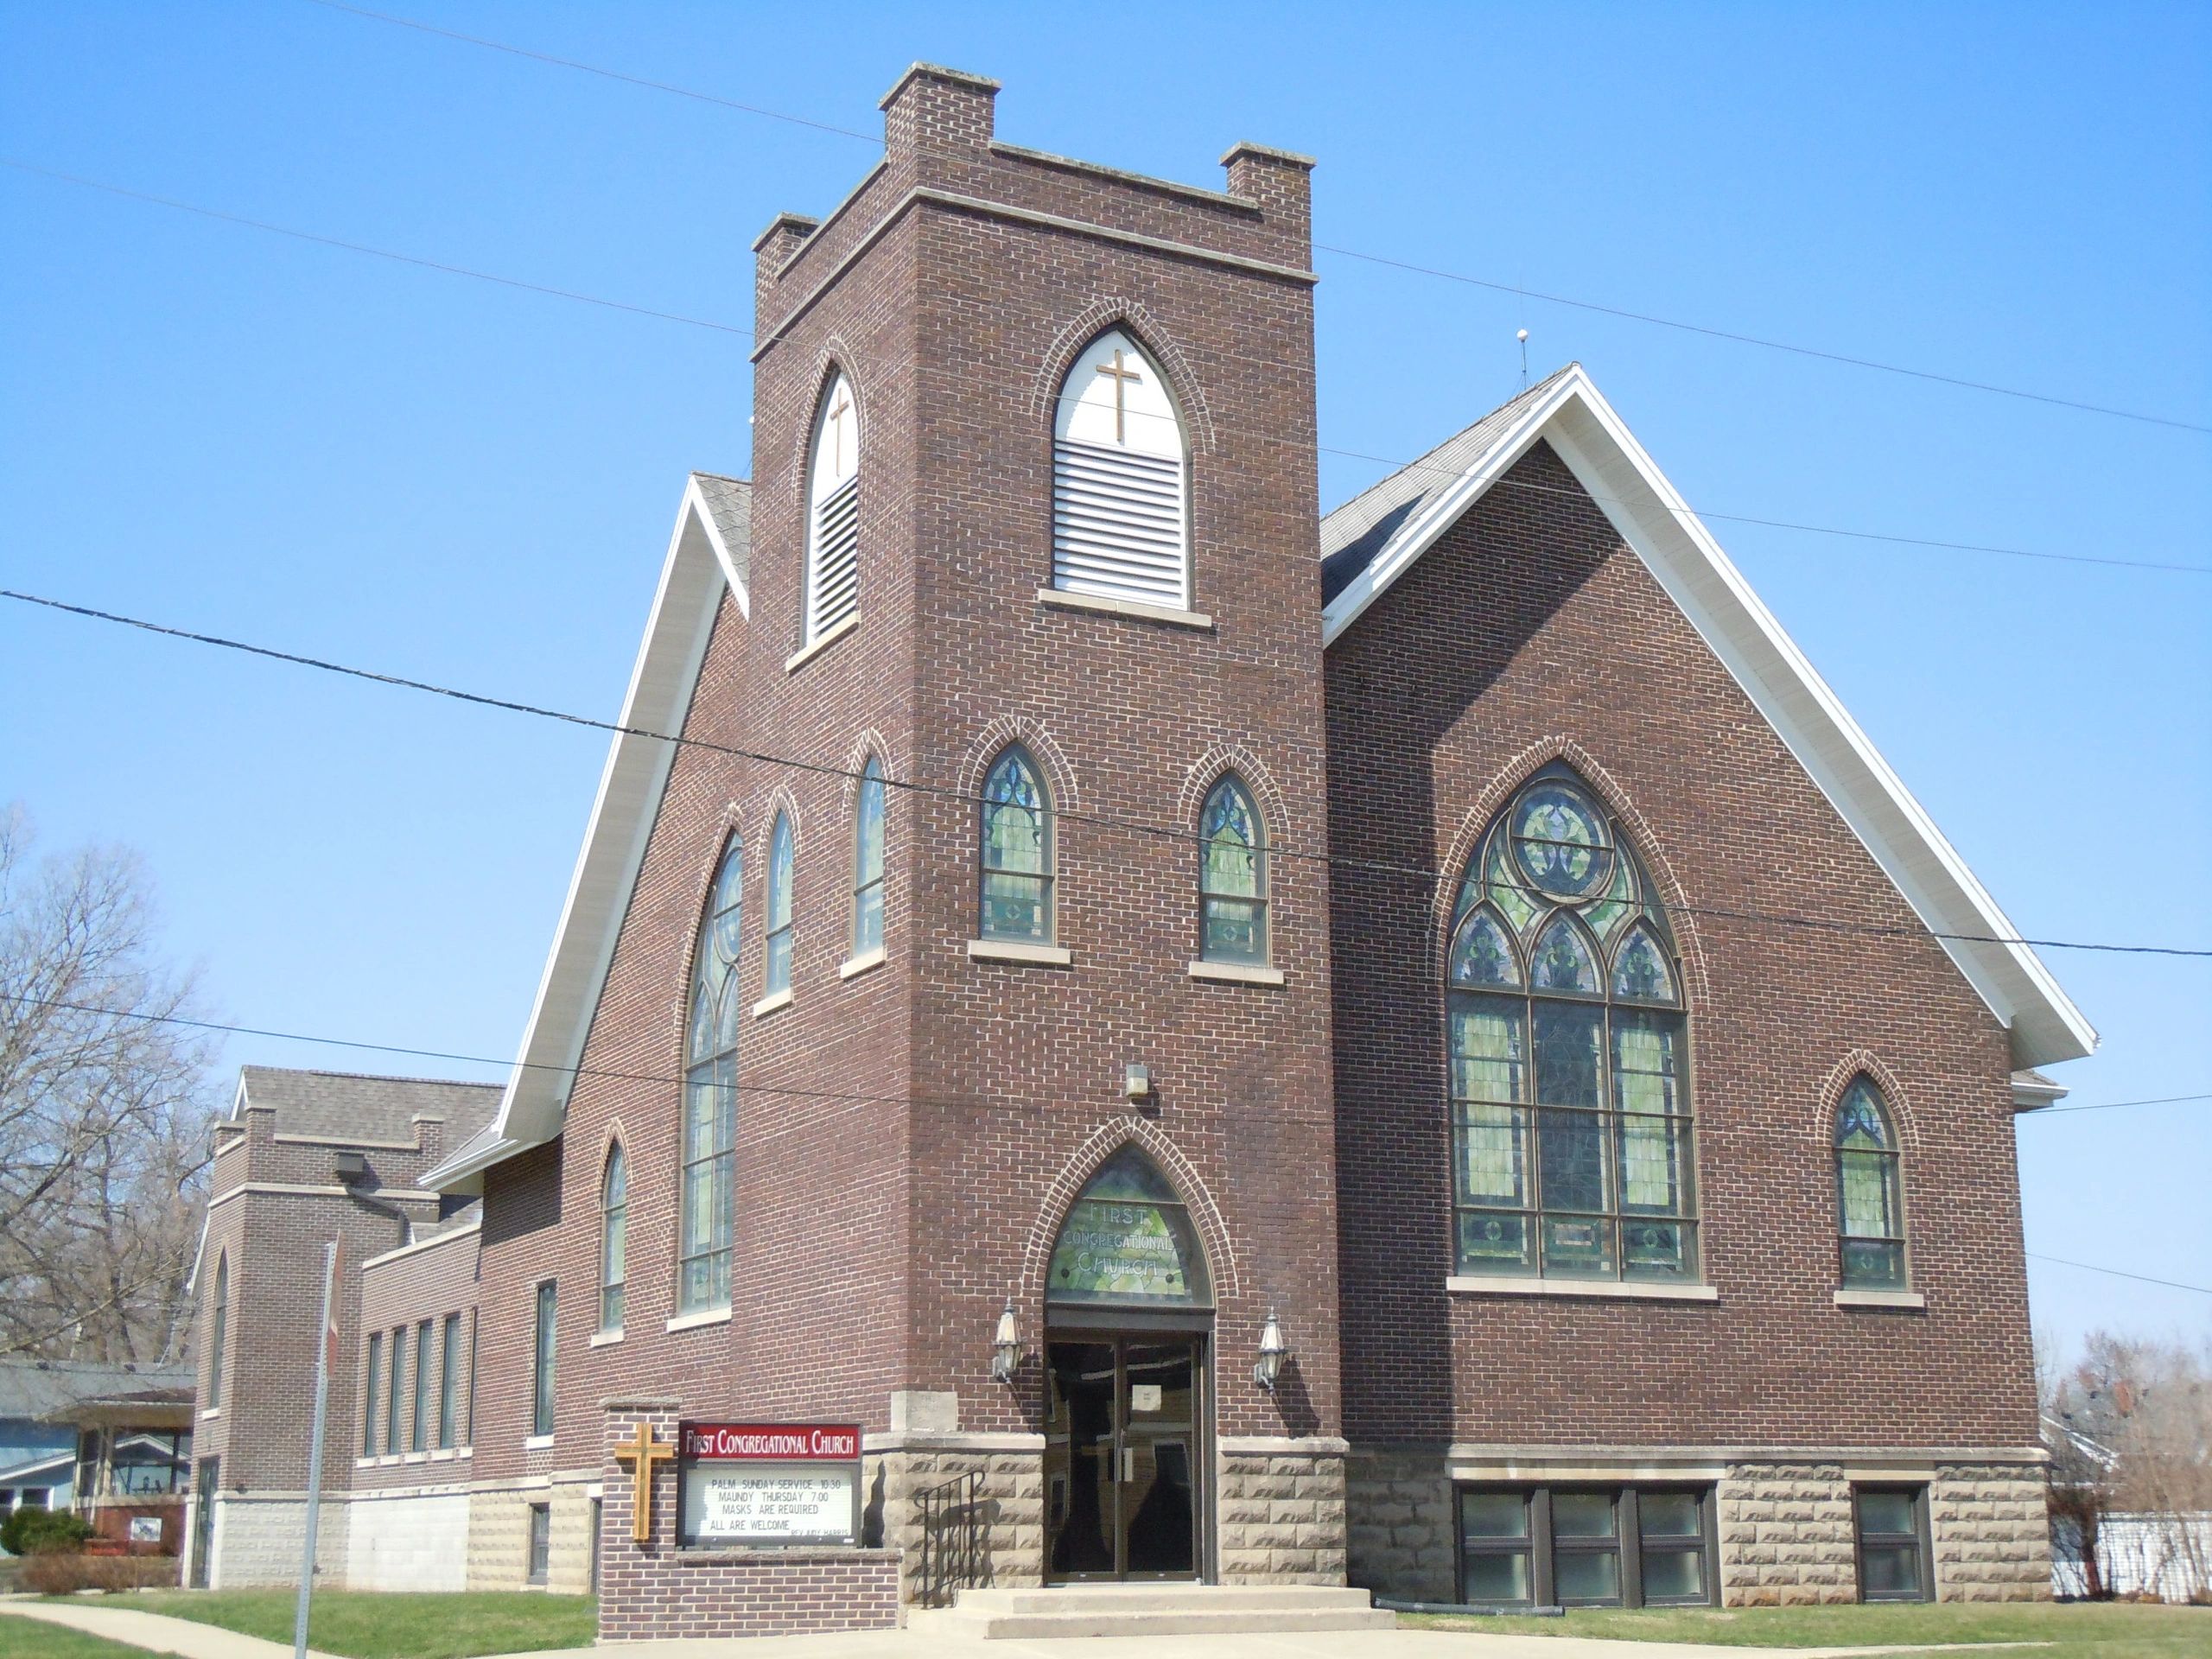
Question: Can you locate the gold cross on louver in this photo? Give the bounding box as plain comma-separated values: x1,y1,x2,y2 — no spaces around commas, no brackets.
612,1421,675,1544
1093,348,1143,443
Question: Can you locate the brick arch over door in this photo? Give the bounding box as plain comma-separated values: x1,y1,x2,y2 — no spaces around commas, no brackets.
1027,299,1217,455
1435,734,1713,1015
1016,1120,1242,1315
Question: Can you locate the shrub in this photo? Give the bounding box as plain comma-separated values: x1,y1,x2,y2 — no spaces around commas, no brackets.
1,1508,94,1557
22,1551,179,1594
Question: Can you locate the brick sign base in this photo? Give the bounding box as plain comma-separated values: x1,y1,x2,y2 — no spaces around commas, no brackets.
600,1401,899,1641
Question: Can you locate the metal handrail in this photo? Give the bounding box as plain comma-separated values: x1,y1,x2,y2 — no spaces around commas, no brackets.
914,1467,985,1607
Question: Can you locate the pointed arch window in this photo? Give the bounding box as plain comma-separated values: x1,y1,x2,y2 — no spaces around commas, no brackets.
1046,1146,1211,1307
207,1254,228,1409
1447,766,1697,1281
1052,329,1190,610
599,1144,627,1334
763,812,795,997
979,747,1052,942
853,758,887,957
802,371,861,645
1835,1078,1906,1289
679,835,742,1313
1198,774,1267,963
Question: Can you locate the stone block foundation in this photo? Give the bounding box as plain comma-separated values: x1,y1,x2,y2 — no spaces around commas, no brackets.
1218,1437,1349,1585
1347,1447,2050,1606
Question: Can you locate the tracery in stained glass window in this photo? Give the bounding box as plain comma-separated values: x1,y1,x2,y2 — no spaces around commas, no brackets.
679,834,742,1313
980,747,1052,941
1446,766,1695,1282
1198,775,1267,963
1835,1077,1905,1289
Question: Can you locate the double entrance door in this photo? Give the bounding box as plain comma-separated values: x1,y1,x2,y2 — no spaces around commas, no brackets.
1043,1336,1205,1580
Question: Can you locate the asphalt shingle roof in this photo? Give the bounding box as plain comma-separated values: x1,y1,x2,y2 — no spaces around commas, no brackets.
0,1358,194,1423
1319,362,1580,605
235,1067,501,1146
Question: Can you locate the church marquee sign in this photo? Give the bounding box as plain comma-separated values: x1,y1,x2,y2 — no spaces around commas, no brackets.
676,1422,863,1548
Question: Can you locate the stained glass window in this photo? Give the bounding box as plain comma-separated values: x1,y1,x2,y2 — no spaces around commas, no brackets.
980,747,1052,941
764,813,794,996
853,758,886,956
1448,766,1696,1281
1198,775,1266,963
1835,1078,1905,1288
679,835,741,1313
1046,1147,1211,1306
600,1144,626,1334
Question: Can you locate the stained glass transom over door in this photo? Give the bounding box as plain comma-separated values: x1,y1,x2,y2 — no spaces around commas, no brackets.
1046,1147,1212,1307
1448,766,1697,1281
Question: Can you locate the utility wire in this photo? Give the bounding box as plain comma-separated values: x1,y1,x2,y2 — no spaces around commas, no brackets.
6,584,2207,962
298,0,882,143
303,0,2209,438
6,156,2202,578
2025,1092,2212,1116
2026,1254,2212,1297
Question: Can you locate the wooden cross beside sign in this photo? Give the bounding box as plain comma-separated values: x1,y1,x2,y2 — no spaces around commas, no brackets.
613,1421,675,1544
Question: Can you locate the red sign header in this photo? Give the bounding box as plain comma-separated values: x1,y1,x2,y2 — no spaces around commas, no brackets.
679,1422,862,1463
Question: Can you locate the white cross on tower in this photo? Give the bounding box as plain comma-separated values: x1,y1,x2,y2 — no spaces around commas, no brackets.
825,381,855,474
1094,348,1144,445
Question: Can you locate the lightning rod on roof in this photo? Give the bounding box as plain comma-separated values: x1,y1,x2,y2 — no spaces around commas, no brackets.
1517,327,1529,388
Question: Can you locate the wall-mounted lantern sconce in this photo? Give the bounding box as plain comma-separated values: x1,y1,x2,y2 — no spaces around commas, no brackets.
990,1298,1023,1384
1253,1309,1288,1391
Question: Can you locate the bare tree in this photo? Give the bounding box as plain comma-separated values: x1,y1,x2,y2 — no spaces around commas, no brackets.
2050,1330,2212,1603
0,807,218,1362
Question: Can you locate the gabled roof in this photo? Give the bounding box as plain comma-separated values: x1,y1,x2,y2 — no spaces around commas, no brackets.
0,1359,194,1424
424,474,752,1190
1321,364,2094,1071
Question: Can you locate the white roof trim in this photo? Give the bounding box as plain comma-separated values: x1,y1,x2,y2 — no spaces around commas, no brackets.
1321,365,2094,1071
423,478,749,1189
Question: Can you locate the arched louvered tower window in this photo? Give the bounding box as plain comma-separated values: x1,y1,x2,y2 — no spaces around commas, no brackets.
1052,329,1189,610
1446,766,1697,1282
679,835,742,1313
802,370,861,645
1835,1078,1906,1288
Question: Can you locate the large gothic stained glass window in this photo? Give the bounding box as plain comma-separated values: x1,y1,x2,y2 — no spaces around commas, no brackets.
1448,766,1696,1281
679,835,742,1313
1835,1078,1906,1289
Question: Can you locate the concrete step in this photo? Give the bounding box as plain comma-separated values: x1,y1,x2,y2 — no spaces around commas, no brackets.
907,1583,1398,1639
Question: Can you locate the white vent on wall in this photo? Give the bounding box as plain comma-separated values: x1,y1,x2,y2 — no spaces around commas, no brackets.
1052,331,1189,610
804,372,861,643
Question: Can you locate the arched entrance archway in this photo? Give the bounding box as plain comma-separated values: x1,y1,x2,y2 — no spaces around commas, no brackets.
1041,1146,1213,1583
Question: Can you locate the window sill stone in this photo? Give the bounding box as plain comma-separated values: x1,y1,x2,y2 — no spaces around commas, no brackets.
783,613,858,673
966,938,1072,967
838,947,887,980
429,1448,455,1461
1185,959,1284,986
1446,1274,1719,1302
523,1434,555,1451
752,987,794,1018
666,1306,733,1334
199,1408,221,1421
1037,587,1213,632
1834,1287,1926,1309
589,1328,625,1347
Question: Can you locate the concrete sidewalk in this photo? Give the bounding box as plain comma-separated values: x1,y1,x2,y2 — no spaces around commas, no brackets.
0,1599,345,1659
1,1602,2046,1659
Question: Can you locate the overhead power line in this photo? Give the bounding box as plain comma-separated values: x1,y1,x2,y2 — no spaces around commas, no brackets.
6,584,2208,962
2027,1253,2212,1297
2028,1091,2212,1116
303,0,2211,437
6,157,2204,579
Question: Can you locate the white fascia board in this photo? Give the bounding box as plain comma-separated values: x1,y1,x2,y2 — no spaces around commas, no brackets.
1321,367,2095,1071
423,485,744,1190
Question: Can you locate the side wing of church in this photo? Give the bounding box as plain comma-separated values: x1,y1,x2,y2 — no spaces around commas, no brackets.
182,65,2089,1631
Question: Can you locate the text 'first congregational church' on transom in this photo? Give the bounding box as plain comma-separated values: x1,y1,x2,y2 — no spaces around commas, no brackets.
181,64,2093,1639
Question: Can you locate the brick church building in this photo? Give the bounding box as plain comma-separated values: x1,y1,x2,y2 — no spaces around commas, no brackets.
183,64,2090,1633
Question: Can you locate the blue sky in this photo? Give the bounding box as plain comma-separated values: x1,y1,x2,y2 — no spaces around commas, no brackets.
3,2,2206,1359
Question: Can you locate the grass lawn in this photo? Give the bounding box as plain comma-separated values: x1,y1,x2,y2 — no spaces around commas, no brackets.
0,1618,164,1659
58,1590,596,1659
1404,1600,2207,1659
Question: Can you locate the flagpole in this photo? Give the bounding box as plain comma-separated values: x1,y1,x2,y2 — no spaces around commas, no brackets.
294,1240,340,1659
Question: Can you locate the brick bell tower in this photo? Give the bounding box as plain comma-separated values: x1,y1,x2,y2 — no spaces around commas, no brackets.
749,66,1344,1590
